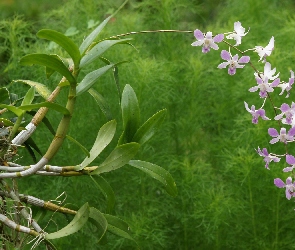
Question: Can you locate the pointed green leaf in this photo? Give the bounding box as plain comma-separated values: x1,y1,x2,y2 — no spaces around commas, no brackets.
19,102,70,115
128,160,177,197
132,109,167,145
88,88,112,121
0,118,14,126
0,87,9,103
80,39,132,68
76,64,114,96
24,141,37,163
120,84,140,144
89,207,108,243
0,104,22,116
37,29,81,67
90,175,115,213
45,203,89,239
21,86,35,106
25,137,42,156
79,16,113,55
79,0,127,54
66,135,90,158
91,142,140,175
13,80,51,100
103,214,136,243
76,120,116,170
19,54,76,84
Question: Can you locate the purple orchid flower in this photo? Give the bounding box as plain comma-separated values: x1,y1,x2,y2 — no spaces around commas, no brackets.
191,29,224,53
274,177,295,200
218,50,250,75
283,154,295,172
256,147,280,169
274,102,295,125
244,102,270,124
268,127,295,144
249,76,280,98
278,70,294,98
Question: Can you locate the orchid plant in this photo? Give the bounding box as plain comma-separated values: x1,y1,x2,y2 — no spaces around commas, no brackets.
191,21,295,202
0,2,179,249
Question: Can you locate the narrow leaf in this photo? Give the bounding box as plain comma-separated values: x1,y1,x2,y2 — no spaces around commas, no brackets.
76,64,114,96
91,142,140,175
90,175,115,213
21,86,35,106
66,135,90,157
128,160,177,197
37,29,81,67
88,88,112,121
76,120,116,170
0,87,9,103
45,203,89,239
25,137,42,156
103,214,136,243
89,207,108,243
19,54,76,84
13,80,51,99
80,39,132,68
0,118,14,126
0,104,22,117
79,16,113,55
120,84,140,143
79,0,128,54
19,102,70,115
132,109,167,145
24,141,37,163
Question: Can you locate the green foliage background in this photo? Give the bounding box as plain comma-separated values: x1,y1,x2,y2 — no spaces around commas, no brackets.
2,0,295,249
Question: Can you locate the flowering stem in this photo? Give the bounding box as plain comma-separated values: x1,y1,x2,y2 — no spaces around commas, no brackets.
108,29,193,39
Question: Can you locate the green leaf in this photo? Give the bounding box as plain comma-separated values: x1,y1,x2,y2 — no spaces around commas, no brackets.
75,120,116,170
19,102,70,115
37,29,81,67
21,86,35,106
79,16,113,55
19,54,76,84
89,207,108,243
87,20,100,29
25,137,42,156
64,26,79,36
128,160,178,197
88,88,112,121
0,104,22,116
76,64,114,96
13,80,52,100
66,135,90,158
80,39,132,68
103,214,136,243
24,141,37,163
91,142,140,175
45,203,89,240
132,109,167,145
79,0,127,54
0,118,14,126
90,175,115,213
120,84,140,144
0,87,9,103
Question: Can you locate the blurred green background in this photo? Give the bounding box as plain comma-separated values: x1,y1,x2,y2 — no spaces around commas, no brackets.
2,0,295,249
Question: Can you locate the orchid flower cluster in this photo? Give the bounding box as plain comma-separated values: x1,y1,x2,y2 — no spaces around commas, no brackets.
191,21,295,201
